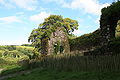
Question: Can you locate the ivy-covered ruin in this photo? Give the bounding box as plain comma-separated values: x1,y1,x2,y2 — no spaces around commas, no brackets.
41,27,70,55
100,1,120,45
28,15,78,55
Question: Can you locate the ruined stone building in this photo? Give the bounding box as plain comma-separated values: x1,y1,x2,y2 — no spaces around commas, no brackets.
100,1,120,45
41,27,70,55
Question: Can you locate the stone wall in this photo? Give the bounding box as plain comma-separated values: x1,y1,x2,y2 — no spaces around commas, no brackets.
48,27,70,55
41,27,70,55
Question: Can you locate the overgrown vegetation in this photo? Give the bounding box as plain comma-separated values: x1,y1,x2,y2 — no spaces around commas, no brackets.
83,36,120,56
0,45,34,59
100,1,120,39
28,15,78,53
1,1,120,80
0,45,34,75
69,29,100,52
115,20,120,37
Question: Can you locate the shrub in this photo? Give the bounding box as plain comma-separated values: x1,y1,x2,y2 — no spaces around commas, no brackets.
69,29,100,51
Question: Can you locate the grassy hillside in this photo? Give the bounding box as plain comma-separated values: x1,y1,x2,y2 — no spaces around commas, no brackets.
0,45,34,72
0,45,34,59
69,29,100,52
1,29,120,80
3,50,120,80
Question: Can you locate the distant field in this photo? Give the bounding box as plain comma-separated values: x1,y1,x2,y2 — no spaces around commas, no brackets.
0,45,34,74
16,46,34,49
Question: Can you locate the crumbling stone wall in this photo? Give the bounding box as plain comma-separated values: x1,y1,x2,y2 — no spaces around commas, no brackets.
100,1,120,45
41,27,70,55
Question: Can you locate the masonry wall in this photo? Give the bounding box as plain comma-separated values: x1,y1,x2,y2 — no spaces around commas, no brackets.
47,27,70,55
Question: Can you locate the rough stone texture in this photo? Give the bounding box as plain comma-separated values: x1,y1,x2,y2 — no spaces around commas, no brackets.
41,27,70,55
100,1,120,46
41,38,49,55
100,25,111,46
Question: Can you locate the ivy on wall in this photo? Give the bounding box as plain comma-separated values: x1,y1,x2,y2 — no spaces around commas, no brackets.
54,41,64,54
100,1,120,39
28,15,78,54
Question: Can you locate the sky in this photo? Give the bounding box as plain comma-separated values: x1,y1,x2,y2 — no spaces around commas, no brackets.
0,0,115,45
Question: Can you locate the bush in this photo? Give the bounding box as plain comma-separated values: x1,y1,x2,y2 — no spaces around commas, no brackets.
108,37,120,54
0,46,34,59
69,29,100,51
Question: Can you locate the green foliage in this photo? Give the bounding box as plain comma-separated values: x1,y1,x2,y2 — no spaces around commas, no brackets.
28,15,78,53
0,57,20,70
31,48,40,59
0,46,34,76
1,66,26,76
21,44,33,47
0,46,34,59
0,45,16,51
69,29,100,51
108,37,120,54
115,20,120,37
54,42,60,54
63,18,78,33
0,50,4,57
60,45,64,53
100,1,120,39
53,41,65,54
85,36,120,56
101,1,120,22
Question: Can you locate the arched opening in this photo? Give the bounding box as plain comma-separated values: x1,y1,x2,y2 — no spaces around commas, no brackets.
53,41,64,54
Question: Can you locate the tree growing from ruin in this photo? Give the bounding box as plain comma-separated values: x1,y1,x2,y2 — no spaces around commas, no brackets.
28,15,79,53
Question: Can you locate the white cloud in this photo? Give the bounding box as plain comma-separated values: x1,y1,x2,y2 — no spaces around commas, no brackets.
16,12,24,15
72,23,85,36
0,16,22,24
73,29,82,36
64,0,110,15
12,0,38,10
30,12,50,24
0,0,15,8
45,0,110,15
73,29,90,36
0,0,38,10
41,0,68,8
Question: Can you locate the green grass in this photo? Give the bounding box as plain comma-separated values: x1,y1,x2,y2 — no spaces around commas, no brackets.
0,45,33,69
6,68,120,80
1,66,27,76
0,57,24,76
16,46,34,50
0,58,17,69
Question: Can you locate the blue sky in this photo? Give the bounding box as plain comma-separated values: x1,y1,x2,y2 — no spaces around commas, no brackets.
0,0,114,45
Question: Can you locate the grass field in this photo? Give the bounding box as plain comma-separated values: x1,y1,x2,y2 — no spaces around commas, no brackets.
6,68,120,80
0,45,34,75
0,37,120,80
